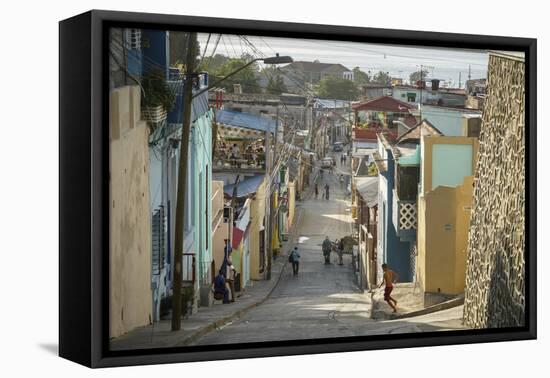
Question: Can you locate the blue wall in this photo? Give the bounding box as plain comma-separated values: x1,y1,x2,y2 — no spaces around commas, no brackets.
141,29,169,78
381,150,413,282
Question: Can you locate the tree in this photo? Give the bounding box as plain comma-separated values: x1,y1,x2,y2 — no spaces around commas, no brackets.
169,31,201,67
409,69,430,84
197,53,229,73
266,74,288,95
372,71,391,85
317,76,359,100
207,54,261,93
353,67,371,85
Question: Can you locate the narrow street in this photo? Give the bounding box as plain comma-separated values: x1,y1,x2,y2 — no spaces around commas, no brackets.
195,153,465,346
196,154,371,345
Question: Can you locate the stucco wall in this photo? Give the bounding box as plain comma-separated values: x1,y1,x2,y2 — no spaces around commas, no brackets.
420,106,464,136
417,135,477,297
211,180,228,275
417,177,473,295
109,86,152,338
421,136,479,194
249,178,268,280
432,144,473,189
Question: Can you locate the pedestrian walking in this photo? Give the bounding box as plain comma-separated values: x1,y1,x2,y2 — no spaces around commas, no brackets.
289,247,301,275
339,174,344,188
314,183,319,199
324,184,330,200
379,263,399,313
337,238,344,265
322,236,332,264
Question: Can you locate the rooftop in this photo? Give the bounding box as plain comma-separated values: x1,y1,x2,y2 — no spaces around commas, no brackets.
352,96,414,112
395,119,443,145
282,61,352,73
216,109,277,133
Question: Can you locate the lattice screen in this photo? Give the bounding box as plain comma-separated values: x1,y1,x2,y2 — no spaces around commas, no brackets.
399,202,417,230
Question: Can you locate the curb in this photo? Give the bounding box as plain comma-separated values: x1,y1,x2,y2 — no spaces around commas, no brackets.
386,295,465,320
179,207,305,347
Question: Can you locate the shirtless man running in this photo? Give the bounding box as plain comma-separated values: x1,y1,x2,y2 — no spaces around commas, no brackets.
379,263,399,312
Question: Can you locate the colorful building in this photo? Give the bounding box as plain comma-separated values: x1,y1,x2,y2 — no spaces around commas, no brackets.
109,85,152,338
374,133,415,282
416,135,479,296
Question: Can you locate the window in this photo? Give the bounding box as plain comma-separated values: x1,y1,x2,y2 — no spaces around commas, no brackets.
127,29,142,50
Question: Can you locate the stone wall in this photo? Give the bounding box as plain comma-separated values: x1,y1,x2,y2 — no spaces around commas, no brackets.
463,53,526,328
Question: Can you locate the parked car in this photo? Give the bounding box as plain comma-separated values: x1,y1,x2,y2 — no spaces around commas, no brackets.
333,142,344,152
321,157,334,168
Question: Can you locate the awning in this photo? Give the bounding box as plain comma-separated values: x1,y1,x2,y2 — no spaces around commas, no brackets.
355,176,379,207
223,174,265,198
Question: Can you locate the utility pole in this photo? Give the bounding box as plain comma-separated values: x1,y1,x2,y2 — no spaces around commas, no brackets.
419,64,423,119
468,64,472,81
459,72,462,89
171,31,197,331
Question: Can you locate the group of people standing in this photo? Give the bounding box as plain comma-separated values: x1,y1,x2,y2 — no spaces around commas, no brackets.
314,183,330,200
321,236,345,265
212,251,237,304
340,153,347,165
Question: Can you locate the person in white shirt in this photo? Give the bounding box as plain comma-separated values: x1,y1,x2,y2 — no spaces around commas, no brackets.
225,259,237,302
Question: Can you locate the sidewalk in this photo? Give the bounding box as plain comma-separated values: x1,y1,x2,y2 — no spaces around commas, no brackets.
111,256,288,350
110,210,303,351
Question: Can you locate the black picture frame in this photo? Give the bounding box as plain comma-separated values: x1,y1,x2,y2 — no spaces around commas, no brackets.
59,9,537,368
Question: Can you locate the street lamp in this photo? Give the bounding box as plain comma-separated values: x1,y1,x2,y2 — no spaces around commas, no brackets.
192,54,293,98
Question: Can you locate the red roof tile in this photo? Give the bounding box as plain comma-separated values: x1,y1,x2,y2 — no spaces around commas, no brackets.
352,96,414,112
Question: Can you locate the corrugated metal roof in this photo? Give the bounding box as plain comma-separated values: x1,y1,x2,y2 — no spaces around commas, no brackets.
223,174,266,198
216,109,277,133
315,99,350,109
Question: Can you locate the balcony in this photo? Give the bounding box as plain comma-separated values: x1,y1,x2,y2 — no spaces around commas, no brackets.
213,151,267,173
392,189,417,242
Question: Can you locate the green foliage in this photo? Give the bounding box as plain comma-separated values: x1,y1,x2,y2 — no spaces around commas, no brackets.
368,162,378,176
353,67,372,85
409,69,430,84
197,54,229,73
141,68,176,111
169,31,200,67
372,71,391,85
266,74,288,94
317,76,359,100
201,53,261,94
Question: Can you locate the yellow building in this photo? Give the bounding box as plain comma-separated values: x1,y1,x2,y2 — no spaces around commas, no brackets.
249,178,268,280
109,86,152,338
211,180,230,276
417,135,478,296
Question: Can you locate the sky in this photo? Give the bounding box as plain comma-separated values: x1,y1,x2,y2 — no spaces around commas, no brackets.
197,33,491,88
